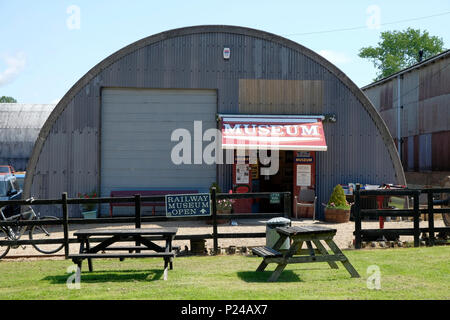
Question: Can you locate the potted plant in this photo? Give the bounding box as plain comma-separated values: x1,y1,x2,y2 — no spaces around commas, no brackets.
206,183,234,224
324,185,351,223
77,190,98,219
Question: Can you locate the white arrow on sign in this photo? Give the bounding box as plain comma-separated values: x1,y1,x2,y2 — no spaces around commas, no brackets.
200,209,206,214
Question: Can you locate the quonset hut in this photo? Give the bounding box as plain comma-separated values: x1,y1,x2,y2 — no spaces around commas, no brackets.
0,104,54,171
23,25,405,218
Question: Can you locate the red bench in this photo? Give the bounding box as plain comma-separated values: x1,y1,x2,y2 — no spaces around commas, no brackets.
109,190,199,217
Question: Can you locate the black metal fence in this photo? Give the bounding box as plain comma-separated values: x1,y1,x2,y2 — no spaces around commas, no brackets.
0,189,291,257
354,186,450,249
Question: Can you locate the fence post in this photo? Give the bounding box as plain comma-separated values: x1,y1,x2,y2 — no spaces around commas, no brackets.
134,194,141,229
211,187,218,254
134,194,141,252
283,192,291,218
354,185,362,249
413,191,420,247
427,191,435,246
62,192,69,259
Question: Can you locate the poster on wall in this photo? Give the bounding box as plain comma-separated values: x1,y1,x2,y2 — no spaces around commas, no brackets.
296,165,311,186
250,164,259,180
295,151,313,163
236,164,250,184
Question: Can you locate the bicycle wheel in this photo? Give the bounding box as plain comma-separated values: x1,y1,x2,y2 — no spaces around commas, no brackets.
0,228,11,259
29,216,64,254
444,212,450,227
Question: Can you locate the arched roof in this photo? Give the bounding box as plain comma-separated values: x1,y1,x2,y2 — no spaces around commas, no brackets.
0,104,54,171
24,25,405,197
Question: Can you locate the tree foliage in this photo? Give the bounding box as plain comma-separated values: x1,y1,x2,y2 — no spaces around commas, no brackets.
359,28,445,81
0,96,17,103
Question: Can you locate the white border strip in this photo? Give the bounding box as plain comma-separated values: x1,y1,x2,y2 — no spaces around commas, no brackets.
222,117,319,123
218,113,326,120
222,144,327,151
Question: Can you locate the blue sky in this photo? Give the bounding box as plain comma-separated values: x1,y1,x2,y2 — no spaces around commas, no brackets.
1,0,449,103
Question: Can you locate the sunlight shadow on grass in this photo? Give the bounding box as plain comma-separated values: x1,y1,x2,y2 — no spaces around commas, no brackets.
237,270,303,283
42,269,164,284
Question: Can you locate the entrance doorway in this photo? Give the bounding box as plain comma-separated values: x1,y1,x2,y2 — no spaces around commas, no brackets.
231,150,316,215
258,151,294,213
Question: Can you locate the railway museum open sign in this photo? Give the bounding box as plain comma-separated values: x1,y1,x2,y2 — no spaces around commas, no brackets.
165,193,211,217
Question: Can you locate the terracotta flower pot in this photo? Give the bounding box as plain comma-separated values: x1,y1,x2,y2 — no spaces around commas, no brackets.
324,208,350,223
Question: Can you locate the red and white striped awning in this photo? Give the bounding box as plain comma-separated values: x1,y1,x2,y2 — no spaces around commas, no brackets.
220,115,327,151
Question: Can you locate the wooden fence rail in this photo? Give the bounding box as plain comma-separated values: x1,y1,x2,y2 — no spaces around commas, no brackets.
354,186,450,249
0,189,292,256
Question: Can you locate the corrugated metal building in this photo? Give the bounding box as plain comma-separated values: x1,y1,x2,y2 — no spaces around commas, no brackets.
23,25,405,218
362,50,450,187
0,104,55,171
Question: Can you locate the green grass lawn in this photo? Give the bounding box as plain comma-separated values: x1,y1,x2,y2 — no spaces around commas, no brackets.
0,246,448,300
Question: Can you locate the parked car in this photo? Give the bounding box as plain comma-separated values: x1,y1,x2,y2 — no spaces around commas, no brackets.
0,174,22,217
0,165,15,176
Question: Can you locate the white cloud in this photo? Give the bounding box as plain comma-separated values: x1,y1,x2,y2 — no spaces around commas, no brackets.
318,50,352,65
0,52,27,87
50,98,61,104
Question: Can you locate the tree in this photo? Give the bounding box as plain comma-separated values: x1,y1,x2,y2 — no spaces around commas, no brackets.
0,96,17,103
359,28,445,81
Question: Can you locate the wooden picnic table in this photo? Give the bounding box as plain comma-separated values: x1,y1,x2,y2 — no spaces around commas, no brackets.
252,225,360,282
68,228,178,280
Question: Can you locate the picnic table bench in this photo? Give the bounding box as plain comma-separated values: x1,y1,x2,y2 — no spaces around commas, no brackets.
109,190,198,216
252,225,360,282
68,228,178,280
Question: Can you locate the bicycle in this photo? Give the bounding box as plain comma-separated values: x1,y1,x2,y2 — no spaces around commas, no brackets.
0,198,64,259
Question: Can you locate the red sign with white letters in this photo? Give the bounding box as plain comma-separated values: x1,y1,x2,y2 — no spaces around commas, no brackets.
221,117,327,151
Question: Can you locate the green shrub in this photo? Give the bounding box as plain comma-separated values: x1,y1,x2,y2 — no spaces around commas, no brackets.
327,185,350,209
209,182,222,194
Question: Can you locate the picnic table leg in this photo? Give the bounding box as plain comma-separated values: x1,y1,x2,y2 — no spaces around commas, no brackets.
305,241,316,260
85,238,93,272
256,259,269,272
165,236,174,270
135,235,141,254
266,240,303,282
163,258,169,281
325,239,360,278
73,259,82,272
312,240,339,269
267,262,287,282
75,238,85,273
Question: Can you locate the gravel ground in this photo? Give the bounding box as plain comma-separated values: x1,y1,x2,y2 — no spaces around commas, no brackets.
2,217,446,261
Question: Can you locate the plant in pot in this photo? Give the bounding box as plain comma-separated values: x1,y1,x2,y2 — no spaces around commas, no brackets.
212,198,235,224
77,190,98,219
324,185,351,223
207,183,234,224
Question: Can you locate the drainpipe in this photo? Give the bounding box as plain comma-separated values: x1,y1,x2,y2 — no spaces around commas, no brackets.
397,75,401,160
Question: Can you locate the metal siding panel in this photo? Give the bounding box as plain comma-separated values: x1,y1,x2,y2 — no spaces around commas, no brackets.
401,71,419,137
406,102,419,137
419,134,432,171
432,131,450,171
407,136,415,171
379,109,396,138
420,57,450,101
419,95,450,134
414,135,419,171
